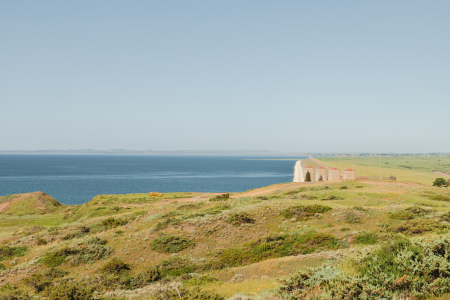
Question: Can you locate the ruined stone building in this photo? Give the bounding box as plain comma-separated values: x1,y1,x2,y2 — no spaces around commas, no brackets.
315,166,327,181
328,168,340,180
343,169,356,180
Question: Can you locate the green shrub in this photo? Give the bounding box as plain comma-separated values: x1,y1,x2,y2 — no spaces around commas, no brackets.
353,232,378,245
280,205,332,220
388,211,414,220
0,263,5,270
340,186,348,190
321,195,344,200
42,267,67,280
389,206,431,220
129,267,160,288
0,284,30,300
157,256,199,277
67,244,113,265
433,178,447,187
387,219,444,235
41,247,79,267
92,217,128,232
23,274,50,292
344,211,361,224
209,193,229,202
429,195,450,201
178,203,204,210
227,212,255,226
36,239,48,245
45,278,95,300
115,230,124,234
0,245,27,261
150,235,194,253
100,258,131,274
340,228,351,232
184,275,219,286
87,236,107,245
215,232,343,268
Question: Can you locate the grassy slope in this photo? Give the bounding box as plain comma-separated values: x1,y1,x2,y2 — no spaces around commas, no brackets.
318,156,450,185
1,180,450,298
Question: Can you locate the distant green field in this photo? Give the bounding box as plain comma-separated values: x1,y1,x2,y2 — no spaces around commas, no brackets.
318,156,450,185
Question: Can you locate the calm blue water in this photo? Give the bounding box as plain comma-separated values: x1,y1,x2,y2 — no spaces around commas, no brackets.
0,155,302,205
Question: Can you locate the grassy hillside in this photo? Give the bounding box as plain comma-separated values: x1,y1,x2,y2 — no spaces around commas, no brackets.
1,181,450,299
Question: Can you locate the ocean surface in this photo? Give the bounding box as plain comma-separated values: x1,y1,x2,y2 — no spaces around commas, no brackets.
0,155,303,205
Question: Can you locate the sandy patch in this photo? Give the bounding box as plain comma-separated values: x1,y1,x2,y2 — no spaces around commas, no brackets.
434,172,450,178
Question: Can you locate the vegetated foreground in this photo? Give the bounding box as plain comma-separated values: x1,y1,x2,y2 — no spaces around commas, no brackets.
1,180,450,299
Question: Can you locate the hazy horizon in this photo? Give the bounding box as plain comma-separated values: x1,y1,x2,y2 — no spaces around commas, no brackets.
1,1,449,153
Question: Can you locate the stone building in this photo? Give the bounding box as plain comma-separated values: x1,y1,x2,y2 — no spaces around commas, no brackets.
316,166,327,181
328,168,340,181
343,169,357,180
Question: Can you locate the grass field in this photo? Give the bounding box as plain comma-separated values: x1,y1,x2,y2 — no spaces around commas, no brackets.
318,156,450,185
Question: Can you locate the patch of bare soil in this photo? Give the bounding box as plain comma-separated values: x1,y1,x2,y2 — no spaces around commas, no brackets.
434,172,450,178
0,201,11,212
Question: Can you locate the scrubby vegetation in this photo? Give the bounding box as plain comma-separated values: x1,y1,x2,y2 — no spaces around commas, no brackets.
5,177,450,298
0,245,27,261
278,234,450,299
280,205,332,220
150,235,195,253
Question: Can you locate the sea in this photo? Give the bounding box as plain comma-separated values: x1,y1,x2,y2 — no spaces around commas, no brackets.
0,155,304,205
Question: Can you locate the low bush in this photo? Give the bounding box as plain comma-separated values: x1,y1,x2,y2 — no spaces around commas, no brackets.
150,235,195,253
23,274,50,292
0,245,27,261
227,212,255,226
344,211,361,224
92,217,128,232
67,244,113,265
45,278,95,300
100,258,131,274
389,206,431,220
41,247,79,267
340,228,351,232
36,239,48,245
321,195,344,200
178,203,204,210
0,263,5,270
387,219,444,235
157,256,200,277
215,232,344,268
340,186,348,190
209,193,229,201
42,267,67,280
184,275,219,286
353,232,378,245
277,236,450,299
388,211,414,220
428,195,450,201
280,205,332,220
128,267,160,288
87,236,107,245
0,284,30,300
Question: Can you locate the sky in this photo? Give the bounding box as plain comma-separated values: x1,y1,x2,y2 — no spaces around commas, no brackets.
1,1,449,153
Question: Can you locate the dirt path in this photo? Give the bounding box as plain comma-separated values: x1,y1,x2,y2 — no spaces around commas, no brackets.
434,172,450,178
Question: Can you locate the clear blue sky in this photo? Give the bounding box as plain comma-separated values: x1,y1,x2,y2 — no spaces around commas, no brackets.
1,1,449,153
